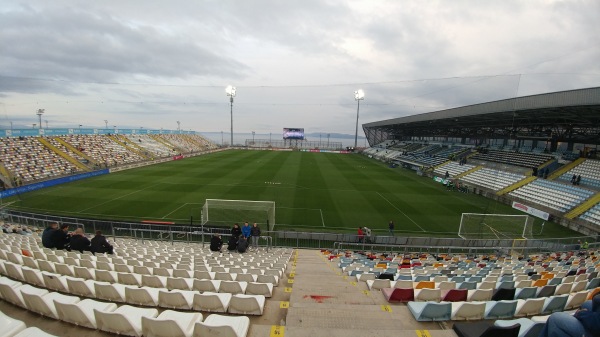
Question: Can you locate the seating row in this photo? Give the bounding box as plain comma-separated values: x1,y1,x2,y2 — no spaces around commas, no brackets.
0,277,249,337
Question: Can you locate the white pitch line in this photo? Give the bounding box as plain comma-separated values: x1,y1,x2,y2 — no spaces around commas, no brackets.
162,203,190,219
319,209,325,227
76,183,159,213
376,192,426,232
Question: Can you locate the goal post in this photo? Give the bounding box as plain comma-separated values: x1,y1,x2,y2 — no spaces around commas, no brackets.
202,199,276,231
458,213,533,240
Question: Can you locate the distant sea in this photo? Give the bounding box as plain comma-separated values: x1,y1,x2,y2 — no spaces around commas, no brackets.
199,132,368,148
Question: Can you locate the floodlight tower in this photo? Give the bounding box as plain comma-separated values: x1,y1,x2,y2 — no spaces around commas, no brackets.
354,89,365,148
226,85,236,147
177,121,180,132
104,120,108,129
36,109,45,129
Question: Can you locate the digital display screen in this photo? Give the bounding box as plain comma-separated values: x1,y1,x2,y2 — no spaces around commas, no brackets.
283,128,305,140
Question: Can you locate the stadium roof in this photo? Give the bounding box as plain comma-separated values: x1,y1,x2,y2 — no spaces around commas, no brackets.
363,87,600,145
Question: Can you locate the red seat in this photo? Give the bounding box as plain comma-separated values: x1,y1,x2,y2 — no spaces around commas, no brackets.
442,288,468,302
382,288,414,303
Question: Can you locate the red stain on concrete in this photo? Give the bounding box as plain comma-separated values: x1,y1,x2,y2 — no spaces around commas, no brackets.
303,295,334,303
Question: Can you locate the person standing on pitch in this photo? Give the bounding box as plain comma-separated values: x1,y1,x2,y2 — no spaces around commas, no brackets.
388,220,394,235
250,223,261,250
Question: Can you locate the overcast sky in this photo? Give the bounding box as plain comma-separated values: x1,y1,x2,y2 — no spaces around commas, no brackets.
1,0,599,136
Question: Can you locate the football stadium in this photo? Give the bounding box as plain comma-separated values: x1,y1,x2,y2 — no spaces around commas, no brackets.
2,2,600,337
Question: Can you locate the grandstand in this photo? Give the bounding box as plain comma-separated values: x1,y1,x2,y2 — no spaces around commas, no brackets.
1,88,600,336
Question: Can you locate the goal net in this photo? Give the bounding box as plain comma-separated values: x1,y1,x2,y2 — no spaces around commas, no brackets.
201,199,275,231
458,213,533,240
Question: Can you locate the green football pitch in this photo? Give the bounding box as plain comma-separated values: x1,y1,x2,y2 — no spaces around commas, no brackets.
4,150,579,238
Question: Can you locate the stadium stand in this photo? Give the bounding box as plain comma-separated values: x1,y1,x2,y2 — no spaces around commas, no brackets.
434,162,476,178
559,159,600,188
580,202,600,225
509,180,595,212
460,168,526,192
471,149,554,169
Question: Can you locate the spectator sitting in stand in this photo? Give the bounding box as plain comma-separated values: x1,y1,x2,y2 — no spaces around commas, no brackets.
69,228,92,253
237,236,249,253
91,230,114,254
42,223,58,248
210,234,224,252
52,224,71,250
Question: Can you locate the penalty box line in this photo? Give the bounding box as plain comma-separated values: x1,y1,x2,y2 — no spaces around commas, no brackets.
376,192,425,232
275,206,326,228
161,202,203,219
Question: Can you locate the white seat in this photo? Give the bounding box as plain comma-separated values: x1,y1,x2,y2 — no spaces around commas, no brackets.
467,288,493,301
193,271,215,280
66,277,97,297
73,266,96,280
55,298,118,329
125,286,161,306
415,288,441,302
54,263,74,277
514,298,545,317
451,302,486,320
565,290,589,310
21,267,45,287
13,327,59,337
166,277,193,290
0,310,26,337
193,314,250,337
95,305,159,337
142,310,203,337
142,274,167,288
118,272,142,286
94,282,129,302
158,290,196,310
193,279,221,292
95,270,118,283
0,279,26,307
41,272,69,292
246,282,273,297
366,279,392,290
21,286,80,318
228,294,265,315
5,262,25,281
219,281,247,295
193,292,232,313
256,274,279,285
235,273,257,283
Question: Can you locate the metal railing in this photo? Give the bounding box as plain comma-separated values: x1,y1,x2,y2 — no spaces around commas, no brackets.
3,210,596,255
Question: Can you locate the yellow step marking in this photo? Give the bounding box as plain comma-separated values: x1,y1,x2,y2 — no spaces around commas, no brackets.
284,287,293,293
289,273,295,278
279,301,289,308
287,279,294,284
270,325,285,337
351,281,357,286
343,275,348,280
381,305,392,312
363,290,370,296
415,330,431,337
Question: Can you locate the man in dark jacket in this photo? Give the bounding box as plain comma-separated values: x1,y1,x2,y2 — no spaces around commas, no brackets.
250,223,261,250
42,223,58,248
52,224,71,250
91,230,114,254
210,234,223,252
69,228,91,253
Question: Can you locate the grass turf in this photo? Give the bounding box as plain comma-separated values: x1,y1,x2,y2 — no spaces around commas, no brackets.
5,150,579,238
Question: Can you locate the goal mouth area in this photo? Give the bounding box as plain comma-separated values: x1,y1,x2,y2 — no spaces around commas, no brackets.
202,199,276,231
458,213,533,240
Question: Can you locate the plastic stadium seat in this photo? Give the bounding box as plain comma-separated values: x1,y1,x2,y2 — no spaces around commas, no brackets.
55,298,117,329
167,277,194,291
126,287,161,306
415,288,442,302
514,287,537,300
228,294,266,315
0,310,26,337
565,290,589,310
21,286,80,318
94,282,129,302
541,294,568,314
193,279,221,292
142,310,203,337
451,302,486,320
382,288,414,303
246,282,273,297
236,273,258,283
442,288,468,302
141,275,167,288
158,290,196,310
13,327,59,337
193,292,232,313
95,305,159,337
468,289,493,302
219,281,248,295
453,321,520,337
484,300,518,319
514,298,545,317
407,301,451,321
366,279,392,290
495,318,544,337
256,274,279,285
492,288,516,301
118,272,142,286
415,281,435,289
193,314,250,337
95,270,118,283
0,282,27,308
73,266,95,280
21,267,45,287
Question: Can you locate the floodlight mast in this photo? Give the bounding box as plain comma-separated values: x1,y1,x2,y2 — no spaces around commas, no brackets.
354,89,364,148
226,85,236,147
36,109,45,129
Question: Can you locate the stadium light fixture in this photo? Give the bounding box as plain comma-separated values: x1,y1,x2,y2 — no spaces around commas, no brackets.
104,120,108,129
354,89,365,148
226,85,236,147
177,121,181,132
36,109,45,130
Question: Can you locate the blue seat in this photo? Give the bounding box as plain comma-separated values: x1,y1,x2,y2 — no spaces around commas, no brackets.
541,295,568,315
587,278,600,290
407,301,451,321
497,281,515,289
395,275,412,281
548,277,562,286
515,287,537,300
414,275,430,282
536,285,556,298
484,300,518,319
458,281,477,290
451,276,466,283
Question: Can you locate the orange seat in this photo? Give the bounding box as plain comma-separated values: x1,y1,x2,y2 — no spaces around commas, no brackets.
542,273,555,280
415,281,435,289
532,279,548,287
